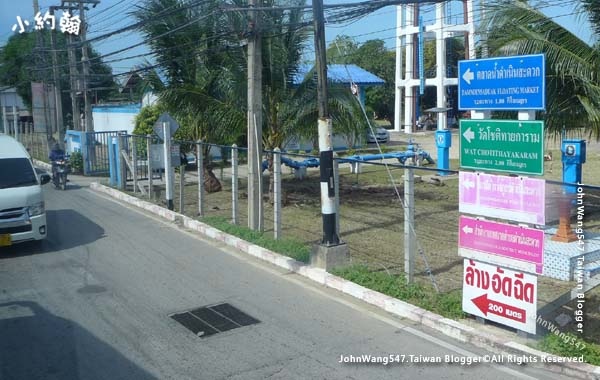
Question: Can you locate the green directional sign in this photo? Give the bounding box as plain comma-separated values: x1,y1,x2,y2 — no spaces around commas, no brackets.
460,119,544,175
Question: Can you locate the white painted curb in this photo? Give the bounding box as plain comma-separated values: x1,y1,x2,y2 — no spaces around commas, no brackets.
89,182,599,380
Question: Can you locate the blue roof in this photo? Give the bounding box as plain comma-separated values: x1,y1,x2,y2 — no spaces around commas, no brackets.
292,64,385,86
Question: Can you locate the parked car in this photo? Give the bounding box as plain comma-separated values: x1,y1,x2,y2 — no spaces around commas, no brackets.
0,134,51,247
366,127,390,143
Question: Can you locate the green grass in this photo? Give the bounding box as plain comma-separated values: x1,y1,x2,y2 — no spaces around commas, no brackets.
200,216,310,263
332,264,466,319
537,332,600,366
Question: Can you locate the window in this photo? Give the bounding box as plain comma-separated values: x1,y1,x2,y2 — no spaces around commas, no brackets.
0,158,38,189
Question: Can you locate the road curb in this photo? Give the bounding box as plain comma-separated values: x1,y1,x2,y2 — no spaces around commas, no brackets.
89,182,599,379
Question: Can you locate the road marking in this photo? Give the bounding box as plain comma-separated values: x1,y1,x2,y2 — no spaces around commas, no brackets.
88,187,540,379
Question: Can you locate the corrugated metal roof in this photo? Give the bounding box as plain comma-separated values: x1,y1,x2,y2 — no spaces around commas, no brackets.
292,64,385,86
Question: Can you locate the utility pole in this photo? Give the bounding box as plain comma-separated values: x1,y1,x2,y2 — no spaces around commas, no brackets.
67,32,81,131
247,0,263,231
310,0,348,270
78,0,93,132
49,6,65,142
33,0,52,141
59,0,99,131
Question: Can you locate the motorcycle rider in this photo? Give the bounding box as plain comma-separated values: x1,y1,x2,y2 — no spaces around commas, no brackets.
49,140,66,183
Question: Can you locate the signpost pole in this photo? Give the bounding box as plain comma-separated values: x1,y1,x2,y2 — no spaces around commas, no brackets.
163,122,174,211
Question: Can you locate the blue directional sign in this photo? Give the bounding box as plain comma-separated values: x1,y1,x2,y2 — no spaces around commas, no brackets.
458,54,545,111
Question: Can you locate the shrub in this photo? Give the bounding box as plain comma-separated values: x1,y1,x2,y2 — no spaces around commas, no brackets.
69,151,83,173
537,332,600,366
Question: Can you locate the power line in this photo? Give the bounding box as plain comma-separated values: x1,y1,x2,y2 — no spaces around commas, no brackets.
4,0,594,93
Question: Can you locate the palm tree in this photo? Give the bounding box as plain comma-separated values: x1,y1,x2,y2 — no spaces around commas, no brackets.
259,3,368,199
482,0,600,140
134,0,368,196
133,0,248,191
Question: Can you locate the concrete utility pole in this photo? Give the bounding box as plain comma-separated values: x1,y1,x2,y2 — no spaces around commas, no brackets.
67,32,81,131
78,0,93,132
310,0,348,270
33,0,52,140
247,0,263,231
59,0,99,131
49,7,65,142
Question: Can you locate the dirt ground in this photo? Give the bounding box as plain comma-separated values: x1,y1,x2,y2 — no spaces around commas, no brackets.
122,131,600,343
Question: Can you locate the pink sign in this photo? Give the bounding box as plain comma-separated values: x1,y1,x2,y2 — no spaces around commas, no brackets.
459,172,545,225
459,216,544,274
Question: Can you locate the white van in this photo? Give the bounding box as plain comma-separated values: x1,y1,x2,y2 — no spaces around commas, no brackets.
0,134,51,246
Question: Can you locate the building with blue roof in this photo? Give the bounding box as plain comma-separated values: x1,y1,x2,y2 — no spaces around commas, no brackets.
292,64,385,107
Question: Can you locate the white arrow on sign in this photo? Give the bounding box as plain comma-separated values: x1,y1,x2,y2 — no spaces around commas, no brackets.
462,67,474,85
463,127,475,143
462,225,474,234
462,178,475,189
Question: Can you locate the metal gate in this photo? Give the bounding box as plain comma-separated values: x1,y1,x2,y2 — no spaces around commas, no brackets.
84,131,126,176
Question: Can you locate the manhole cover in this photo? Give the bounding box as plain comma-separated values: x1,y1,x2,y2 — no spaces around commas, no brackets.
170,303,260,338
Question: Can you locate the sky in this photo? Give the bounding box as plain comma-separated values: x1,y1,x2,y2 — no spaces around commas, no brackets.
0,0,596,80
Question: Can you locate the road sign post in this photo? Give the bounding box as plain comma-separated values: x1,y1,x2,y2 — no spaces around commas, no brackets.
460,119,544,175
163,123,174,210
154,112,180,211
462,259,537,334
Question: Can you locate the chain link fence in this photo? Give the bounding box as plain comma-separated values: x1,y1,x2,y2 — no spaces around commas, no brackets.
111,134,600,340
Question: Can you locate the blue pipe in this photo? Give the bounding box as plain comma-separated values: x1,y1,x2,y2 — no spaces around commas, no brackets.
263,150,435,172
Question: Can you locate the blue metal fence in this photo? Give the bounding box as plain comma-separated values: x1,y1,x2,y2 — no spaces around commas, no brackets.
66,130,126,176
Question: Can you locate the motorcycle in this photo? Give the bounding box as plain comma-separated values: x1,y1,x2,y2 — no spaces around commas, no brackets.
52,157,70,190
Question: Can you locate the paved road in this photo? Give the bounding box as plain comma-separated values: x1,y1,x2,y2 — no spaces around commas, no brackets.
0,177,572,380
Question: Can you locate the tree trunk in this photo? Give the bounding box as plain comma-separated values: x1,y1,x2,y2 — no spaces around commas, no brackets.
203,164,222,193
198,146,221,193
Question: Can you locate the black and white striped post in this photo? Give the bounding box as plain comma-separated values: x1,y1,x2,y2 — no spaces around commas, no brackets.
318,118,339,245
310,0,348,270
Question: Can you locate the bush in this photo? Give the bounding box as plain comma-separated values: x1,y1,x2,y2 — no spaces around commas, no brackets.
537,332,600,366
69,151,83,173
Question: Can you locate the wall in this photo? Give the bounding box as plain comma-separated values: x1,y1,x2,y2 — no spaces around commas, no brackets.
92,104,141,134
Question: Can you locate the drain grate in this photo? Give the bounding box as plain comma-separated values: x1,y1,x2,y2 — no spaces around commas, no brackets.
170,303,260,338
